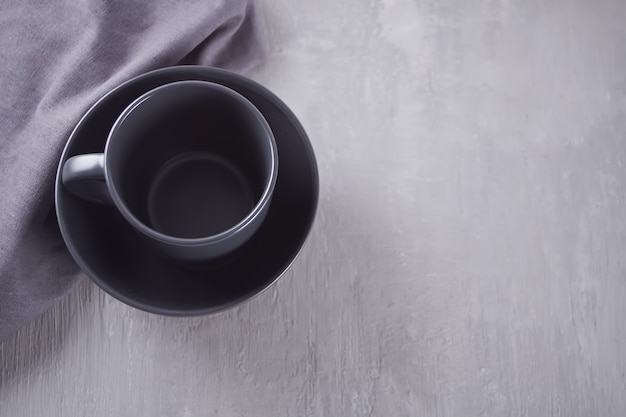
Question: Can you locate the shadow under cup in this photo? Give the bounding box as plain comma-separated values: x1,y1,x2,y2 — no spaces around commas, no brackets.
105,81,277,261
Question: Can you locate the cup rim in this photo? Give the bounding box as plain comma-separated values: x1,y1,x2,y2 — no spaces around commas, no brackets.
103,80,278,247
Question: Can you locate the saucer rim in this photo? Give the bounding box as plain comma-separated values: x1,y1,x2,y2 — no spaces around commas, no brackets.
55,65,319,315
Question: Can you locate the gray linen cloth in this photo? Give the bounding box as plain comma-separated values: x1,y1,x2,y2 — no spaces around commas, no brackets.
0,0,264,341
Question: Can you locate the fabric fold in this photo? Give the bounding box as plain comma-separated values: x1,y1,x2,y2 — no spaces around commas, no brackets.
0,0,264,342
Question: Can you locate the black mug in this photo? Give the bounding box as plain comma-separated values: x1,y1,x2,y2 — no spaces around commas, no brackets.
62,80,278,263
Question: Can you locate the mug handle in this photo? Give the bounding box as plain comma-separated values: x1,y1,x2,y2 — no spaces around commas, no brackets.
62,154,113,204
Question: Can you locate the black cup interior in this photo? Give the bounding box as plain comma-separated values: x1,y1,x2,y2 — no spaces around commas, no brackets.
107,82,273,239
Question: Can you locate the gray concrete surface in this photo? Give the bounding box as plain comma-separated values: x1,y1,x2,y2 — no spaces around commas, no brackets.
2,0,626,415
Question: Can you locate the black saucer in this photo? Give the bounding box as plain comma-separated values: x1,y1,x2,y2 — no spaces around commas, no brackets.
55,66,319,315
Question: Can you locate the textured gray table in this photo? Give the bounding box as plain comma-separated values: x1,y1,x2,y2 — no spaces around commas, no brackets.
2,0,626,415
